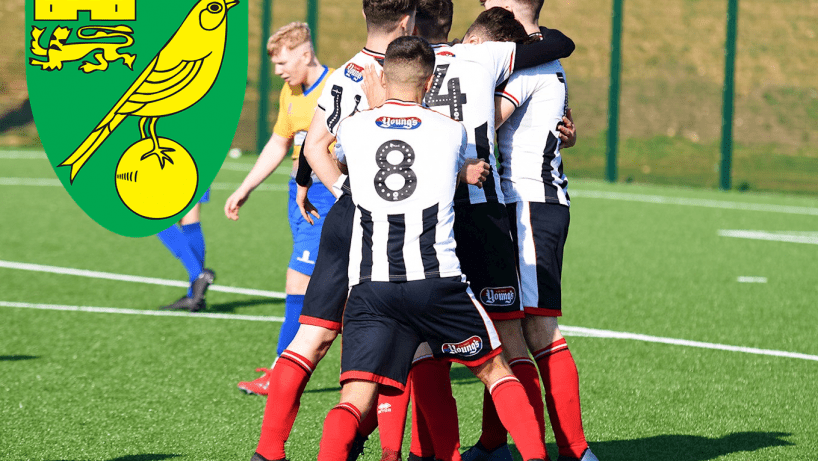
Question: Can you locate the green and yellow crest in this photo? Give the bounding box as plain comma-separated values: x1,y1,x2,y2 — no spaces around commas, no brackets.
26,0,247,237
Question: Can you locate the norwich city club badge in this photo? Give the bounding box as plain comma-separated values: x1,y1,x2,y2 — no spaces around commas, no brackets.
26,0,247,237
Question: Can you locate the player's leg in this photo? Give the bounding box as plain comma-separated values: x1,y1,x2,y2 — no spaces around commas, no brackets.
157,201,213,311
513,201,594,461
317,380,379,461
452,203,544,459
316,282,421,461
409,350,460,461
253,193,355,460
414,277,546,461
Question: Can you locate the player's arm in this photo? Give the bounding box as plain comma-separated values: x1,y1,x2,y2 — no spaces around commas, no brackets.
297,107,343,224
514,28,575,71
494,96,577,148
224,133,292,221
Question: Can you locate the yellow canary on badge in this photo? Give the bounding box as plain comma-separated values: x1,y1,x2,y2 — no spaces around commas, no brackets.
60,0,239,183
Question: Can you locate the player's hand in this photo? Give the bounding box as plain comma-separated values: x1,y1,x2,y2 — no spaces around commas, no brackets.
362,65,386,108
460,159,490,188
558,108,577,148
296,182,320,225
224,188,250,221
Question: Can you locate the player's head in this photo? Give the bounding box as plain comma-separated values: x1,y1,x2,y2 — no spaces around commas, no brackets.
383,36,436,94
415,0,453,43
479,0,544,22
463,7,529,44
363,0,419,37
267,22,317,86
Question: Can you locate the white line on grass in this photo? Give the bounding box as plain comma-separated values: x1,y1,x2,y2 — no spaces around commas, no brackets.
718,230,818,245
3,300,817,362
4,177,817,215
0,177,288,192
558,325,818,362
569,189,818,216
0,260,286,299
737,276,768,283
0,151,47,159
0,301,285,322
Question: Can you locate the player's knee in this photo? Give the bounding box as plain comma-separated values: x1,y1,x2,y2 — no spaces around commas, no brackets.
522,315,563,351
285,269,311,294
289,324,338,359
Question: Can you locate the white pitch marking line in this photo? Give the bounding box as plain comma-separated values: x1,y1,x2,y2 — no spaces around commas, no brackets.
569,190,818,216
0,301,285,322
0,177,288,192
558,326,818,362
3,300,817,362
4,177,817,216
0,260,286,299
0,151,47,159
737,276,768,283
718,230,818,245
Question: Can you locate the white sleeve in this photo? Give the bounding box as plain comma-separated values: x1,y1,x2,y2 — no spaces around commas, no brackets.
495,71,533,109
316,71,364,136
334,124,347,165
456,123,468,172
480,41,517,87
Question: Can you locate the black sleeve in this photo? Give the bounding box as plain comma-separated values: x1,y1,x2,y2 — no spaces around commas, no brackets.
295,146,313,187
514,27,575,71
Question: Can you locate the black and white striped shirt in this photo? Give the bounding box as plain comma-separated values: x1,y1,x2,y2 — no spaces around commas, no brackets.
496,58,570,206
335,100,468,285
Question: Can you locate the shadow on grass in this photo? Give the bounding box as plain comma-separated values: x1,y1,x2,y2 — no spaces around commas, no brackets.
0,355,38,361
50,455,179,461
497,432,793,461
207,297,285,313
305,385,342,394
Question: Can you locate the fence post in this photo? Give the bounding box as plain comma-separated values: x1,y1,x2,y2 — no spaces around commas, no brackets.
307,0,319,52
606,0,624,183
720,0,739,190
257,0,273,155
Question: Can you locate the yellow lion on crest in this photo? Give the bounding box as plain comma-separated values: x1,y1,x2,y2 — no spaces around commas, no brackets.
29,25,136,73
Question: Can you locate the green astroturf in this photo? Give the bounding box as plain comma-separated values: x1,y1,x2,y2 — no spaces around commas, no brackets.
1,153,817,460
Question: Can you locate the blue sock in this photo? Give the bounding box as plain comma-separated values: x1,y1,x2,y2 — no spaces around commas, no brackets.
157,225,203,297
276,294,305,355
181,222,206,267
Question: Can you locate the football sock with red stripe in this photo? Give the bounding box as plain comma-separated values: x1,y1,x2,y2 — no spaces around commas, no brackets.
256,351,314,460
534,339,587,458
410,358,460,461
478,358,545,451
377,373,412,459
318,403,362,461
409,387,436,459
359,400,379,437
489,376,546,461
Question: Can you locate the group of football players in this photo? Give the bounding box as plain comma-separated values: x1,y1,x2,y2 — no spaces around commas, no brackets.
226,1,597,461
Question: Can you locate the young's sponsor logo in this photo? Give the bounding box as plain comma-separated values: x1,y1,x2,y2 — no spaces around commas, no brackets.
344,63,364,82
441,336,483,357
480,287,516,306
375,116,421,130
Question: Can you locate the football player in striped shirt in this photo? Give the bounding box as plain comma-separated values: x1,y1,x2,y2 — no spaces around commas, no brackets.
224,21,336,396
317,35,547,461
360,4,575,460
468,1,598,461
249,2,419,461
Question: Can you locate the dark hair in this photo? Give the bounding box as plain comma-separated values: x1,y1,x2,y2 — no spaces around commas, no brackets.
383,36,436,84
363,0,419,29
479,0,544,20
415,0,453,41
467,7,529,44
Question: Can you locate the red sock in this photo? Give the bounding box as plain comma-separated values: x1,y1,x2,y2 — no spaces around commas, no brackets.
478,385,505,451
377,377,411,459
359,402,379,437
410,388,436,459
318,403,362,461
534,339,587,458
411,358,460,461
490,376,546,461
256,351,314,460
511,358,546,442
478,358,545,451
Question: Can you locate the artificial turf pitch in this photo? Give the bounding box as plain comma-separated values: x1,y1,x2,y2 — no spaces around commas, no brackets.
1,152,817,460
